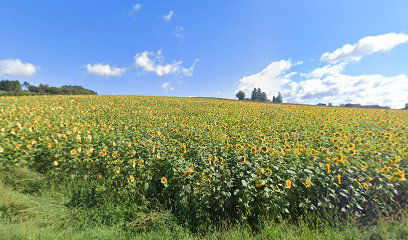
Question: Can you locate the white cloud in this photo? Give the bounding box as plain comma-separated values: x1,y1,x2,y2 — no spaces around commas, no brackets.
305,63,346,79
236,60,300,98
0,59,37,77
85,64,127,76
236,33,408,108
134,50,196,77
321,33,408,64
283,71,408,109
161,81,174,92
163,10,175,22
133,3,142,11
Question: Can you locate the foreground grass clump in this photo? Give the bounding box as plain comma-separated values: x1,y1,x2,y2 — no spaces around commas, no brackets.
0,96,407,232
0,168,407,240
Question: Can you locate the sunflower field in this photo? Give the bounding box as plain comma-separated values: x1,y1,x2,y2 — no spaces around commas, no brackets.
0,96,407,229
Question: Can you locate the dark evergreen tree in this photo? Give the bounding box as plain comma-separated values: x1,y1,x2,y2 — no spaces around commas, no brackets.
276,92,283,103
256,88,262,101
260,92,268,102
251,88,258,101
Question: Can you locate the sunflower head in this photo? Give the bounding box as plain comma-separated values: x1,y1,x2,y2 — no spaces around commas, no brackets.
161,176,168,185
305,178,311,188
285,179,292,189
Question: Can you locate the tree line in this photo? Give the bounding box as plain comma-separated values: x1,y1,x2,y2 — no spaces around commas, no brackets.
0,80,97,96
236,88,283,103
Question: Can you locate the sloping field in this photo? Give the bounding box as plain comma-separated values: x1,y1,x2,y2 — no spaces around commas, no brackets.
0,96,407,235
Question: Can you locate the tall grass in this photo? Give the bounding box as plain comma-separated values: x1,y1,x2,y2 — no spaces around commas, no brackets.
0,167,406,240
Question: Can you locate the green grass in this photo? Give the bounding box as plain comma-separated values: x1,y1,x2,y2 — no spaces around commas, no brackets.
0,167,407,240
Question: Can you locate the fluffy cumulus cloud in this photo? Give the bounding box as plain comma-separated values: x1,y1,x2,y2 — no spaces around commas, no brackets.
161,81,174,92
236,60,300,98
321,33,408,64
237,33,408,109
134,50,196,77
283,70,408,109
85,64,127,76
0,59,37,77
163,10,175,22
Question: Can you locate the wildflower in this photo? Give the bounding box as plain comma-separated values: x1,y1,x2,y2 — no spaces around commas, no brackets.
285,179,292,189
305,178,311,188
366,177,375,182
86,147,94,155
242,156,247,165
391,170,406,182
394,169,405,178
255,168,265,175
337,174,342,185
184,168,194,176
256,181,266,188
391,176,407,183
70,149,78,155
161,176,168,185
183,145,187,154
99,150,107,157
128,175,135,183
53,161,59,167
363,182,370,190
380,166,390,173
326,163,331,174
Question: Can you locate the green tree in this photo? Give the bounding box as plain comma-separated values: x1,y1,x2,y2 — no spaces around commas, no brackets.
251,88,258,101
22,81,31,90
0,80,22,92
236,90,245,100
276,92,283,103
260,92,268,102
256,88,262,101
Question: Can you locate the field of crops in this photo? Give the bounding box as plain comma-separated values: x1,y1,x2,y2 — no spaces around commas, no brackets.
0,96,407,230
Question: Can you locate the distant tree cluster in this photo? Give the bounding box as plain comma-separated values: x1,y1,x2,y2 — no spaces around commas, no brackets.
339,103,391,109
316,103,333,107
0,80,97,96
235,88,283,103
271,92,283,103
0,80,22,92
236,88,405,110
251,88,268,102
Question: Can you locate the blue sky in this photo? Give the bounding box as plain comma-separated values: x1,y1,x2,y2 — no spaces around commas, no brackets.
1,0,407,108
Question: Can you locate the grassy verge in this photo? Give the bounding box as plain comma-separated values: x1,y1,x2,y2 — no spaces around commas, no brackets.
0,167,406,240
